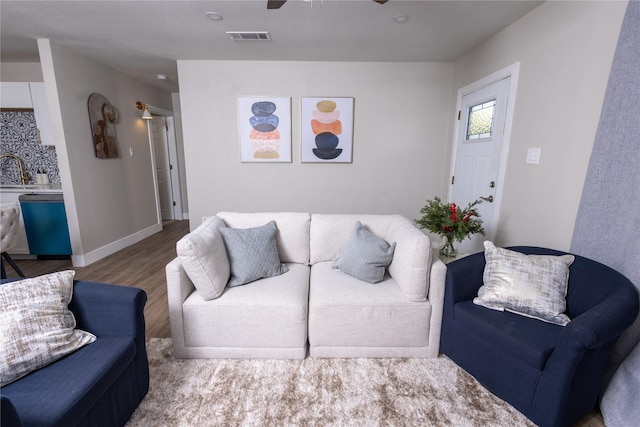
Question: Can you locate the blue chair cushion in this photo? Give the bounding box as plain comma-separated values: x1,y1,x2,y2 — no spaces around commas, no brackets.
1,336,136,426
455,301,563,370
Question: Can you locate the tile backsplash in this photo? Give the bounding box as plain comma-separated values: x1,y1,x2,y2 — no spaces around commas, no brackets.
0,110,61,185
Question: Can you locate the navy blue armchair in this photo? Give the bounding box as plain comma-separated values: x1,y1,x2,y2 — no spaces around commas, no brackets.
440,247,639,427
1,280,149,427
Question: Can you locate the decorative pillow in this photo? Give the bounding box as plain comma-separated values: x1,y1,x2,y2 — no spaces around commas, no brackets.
218,220,288,287
332,221,396,283
0,271,97,387
176,216,230,300
473,241,575,325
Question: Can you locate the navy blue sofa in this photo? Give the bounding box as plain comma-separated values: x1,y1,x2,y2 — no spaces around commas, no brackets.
1,280,149,427
440,247,639,427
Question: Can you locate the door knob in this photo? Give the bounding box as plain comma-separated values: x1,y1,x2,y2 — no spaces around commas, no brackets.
480,195,494,203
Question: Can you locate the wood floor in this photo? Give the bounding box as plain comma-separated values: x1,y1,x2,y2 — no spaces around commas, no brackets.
2,219,604,426
3,220,190,338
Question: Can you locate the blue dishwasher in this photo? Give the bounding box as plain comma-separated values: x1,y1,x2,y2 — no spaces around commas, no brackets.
19,193,72,256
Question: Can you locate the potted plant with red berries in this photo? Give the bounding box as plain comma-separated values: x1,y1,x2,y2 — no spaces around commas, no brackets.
416,196,485,258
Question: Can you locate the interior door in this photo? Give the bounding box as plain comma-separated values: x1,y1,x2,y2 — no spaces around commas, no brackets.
450,77,510,254
151,117,174,221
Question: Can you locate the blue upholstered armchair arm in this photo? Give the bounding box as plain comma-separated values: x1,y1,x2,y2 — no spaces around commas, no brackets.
557,286,639,353
1,396,21,427
445,252,486,304
69,280,147,341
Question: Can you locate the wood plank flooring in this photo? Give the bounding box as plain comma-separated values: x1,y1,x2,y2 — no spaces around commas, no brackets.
3,220,190,338
2,219,604,426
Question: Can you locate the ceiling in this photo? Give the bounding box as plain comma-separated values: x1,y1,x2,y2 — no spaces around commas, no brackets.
0,0,543,92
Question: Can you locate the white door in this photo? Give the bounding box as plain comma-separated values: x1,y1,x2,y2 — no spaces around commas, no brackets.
450,77,510,255
151,117,174,221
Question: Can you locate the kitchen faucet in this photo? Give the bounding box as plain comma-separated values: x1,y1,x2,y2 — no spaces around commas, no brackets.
0,154,30,185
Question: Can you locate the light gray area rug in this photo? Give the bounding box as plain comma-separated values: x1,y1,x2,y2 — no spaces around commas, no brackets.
127,338,534,426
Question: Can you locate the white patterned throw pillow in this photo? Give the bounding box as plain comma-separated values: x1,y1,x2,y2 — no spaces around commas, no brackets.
0,271,96,386
473,241,574,325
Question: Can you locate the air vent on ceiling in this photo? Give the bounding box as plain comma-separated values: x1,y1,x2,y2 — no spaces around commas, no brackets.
226,31,271,41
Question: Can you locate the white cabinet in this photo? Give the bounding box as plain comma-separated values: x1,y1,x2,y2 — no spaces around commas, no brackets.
0,82,32,108
0,81,56,146
28,83,55,146
0,194,30,255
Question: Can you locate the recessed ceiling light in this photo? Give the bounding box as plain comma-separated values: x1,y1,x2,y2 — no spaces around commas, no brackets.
205,12,223,21
393,14,409,24
156,74,167,80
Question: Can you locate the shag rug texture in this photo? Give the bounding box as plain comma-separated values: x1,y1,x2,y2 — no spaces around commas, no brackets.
127,338,534,426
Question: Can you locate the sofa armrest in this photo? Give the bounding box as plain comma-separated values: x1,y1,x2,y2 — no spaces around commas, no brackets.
166,257,195,306
166,257,196,356
556,287,640,355
426,259,447,356
70,280,147,341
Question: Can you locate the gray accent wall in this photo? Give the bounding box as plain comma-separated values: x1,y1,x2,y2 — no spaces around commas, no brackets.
571,0,640,371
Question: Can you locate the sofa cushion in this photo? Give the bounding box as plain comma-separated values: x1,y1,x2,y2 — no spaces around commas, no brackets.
309,262,431,349
0,271,97,387
455,300,562,370
474,241,574,325
332,221,396,283
219,220,289,287
176,216,230,300
182,263,310,350
217,212,311,264
1,336,135,426
311,214,431,302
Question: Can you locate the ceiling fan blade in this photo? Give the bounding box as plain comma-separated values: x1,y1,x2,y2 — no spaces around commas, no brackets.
373,0,389,4
267,0,287,9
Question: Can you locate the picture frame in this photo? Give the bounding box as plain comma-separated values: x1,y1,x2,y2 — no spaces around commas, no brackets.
300,97,354,163
87,93,120,159
238,96,292,163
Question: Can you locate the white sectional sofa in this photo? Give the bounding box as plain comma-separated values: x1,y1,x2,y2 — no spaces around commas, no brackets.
166,212,446,359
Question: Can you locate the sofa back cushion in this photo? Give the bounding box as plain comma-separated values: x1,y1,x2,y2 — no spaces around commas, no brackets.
216,212,310,264
310,214,393,264
311,214,432,301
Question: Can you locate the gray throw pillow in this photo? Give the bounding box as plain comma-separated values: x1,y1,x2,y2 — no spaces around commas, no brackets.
332,221,396,283
218,220,288,287
473,241,575,325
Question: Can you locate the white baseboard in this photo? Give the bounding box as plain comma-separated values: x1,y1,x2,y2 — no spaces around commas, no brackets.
71,223,163,267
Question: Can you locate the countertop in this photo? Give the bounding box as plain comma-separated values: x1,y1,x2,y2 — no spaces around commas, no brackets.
0,184,63,194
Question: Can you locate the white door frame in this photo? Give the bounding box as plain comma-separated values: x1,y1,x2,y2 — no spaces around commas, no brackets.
448,62,520,243
145,104,184,223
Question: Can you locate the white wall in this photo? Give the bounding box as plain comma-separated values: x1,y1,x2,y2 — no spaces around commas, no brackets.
451,1,627,250
38,40,174,265
0,62,43,82
178,60,453,228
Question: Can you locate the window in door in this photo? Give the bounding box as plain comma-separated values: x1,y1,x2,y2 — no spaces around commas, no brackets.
466,99,496,141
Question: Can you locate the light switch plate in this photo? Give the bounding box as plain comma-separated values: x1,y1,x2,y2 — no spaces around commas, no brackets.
526,147,541,164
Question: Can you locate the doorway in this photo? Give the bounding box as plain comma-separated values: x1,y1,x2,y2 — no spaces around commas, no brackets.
151,116,174,221
449,63,520,254
146,105,183,223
